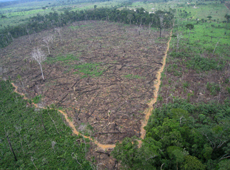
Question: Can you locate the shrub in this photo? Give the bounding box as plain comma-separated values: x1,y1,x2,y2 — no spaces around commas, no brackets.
206,82,221,95
186,56,225,71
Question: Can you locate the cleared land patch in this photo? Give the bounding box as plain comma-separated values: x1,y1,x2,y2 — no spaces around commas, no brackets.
0,21,170,144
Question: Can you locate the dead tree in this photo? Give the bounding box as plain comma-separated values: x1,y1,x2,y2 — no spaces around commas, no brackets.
40,111,47,133
43,35,53,54
213,38,221,55
15,125,25,155
55,28,62,41
148,22,153,35
31,48,46,80
176,33,183,52
26,27,31,44
31,157,38,170
155,13,165,38
4,128,17,161
127,14,133,26
8,32,14,41
159,15,164,38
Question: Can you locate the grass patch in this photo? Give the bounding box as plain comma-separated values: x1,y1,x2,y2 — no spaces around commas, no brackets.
46,54,80,64
186,56,225,71
175,3,230,57
73,62,104,78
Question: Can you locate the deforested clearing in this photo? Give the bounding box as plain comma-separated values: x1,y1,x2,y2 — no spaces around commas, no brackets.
0,20,170,144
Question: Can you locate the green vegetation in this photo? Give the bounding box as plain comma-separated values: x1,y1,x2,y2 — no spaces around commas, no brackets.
227,87,230,94
186,56,225,71
0,3,174,48
0,80,93,169
0,0,123,27
74,63,104,78
175,3,230,57
112,99,230,169
1,0,230,169
112,1,230,169
32,94,42,104
46,54,80,64
206,82,221,96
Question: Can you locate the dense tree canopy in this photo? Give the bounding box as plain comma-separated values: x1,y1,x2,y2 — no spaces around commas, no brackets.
112,99,230,169
0,7,174,48
0,80,93,169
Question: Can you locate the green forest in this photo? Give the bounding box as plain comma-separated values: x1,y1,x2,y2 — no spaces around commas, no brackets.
0,5,174,47
0,80,93,169
112,100,230,169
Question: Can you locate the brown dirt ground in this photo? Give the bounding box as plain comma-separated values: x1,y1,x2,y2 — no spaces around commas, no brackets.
0,20,170,144
0,20,170,169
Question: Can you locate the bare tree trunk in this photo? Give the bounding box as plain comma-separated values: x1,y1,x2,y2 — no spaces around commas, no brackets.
6,132,17,161
26,28,31,44
160,163,165,170
148,23,152,35
160,27,162,38
15,126,25,155
47,45,50,54
8,32,14,41
43,35,53,54
31,48,46,80
31,157,38,170
40,111,47,133
72,153,82,167
47,111,59,134
213,39,221,55
176,33,182,52
39,63,44,80
82,132,87,155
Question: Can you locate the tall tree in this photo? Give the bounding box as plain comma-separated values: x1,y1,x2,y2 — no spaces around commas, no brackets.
127,13,133,26
31,48,46,80
43,35,53,54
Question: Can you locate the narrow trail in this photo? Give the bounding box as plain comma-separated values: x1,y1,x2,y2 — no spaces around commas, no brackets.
138,31,172,147
11,31,172,150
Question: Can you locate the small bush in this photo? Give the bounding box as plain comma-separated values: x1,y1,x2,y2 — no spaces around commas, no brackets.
183,82,189,88
224,78,229,84
186,56,225,71
32,95,42,103
226,87,230,94
170,51,191,58
206,82,221,95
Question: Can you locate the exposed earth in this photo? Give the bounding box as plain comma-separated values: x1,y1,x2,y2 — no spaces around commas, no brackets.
0,21,170,145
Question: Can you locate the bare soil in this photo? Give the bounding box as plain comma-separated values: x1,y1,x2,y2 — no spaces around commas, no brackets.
0,21,170,146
